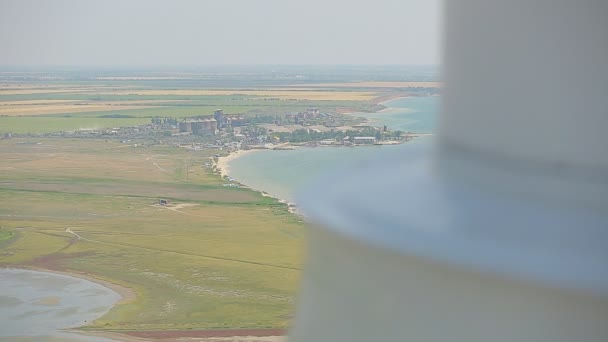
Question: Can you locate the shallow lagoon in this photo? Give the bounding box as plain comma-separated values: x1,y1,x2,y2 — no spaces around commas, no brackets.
0,269,120,341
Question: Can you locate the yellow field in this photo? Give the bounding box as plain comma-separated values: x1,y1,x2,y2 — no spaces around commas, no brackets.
0,84,80,90
98,89,378,101
0,84,132,95
0,88,98,95
292,81,443,88
93,76,194,80
0,103,160,116
0,100,80,105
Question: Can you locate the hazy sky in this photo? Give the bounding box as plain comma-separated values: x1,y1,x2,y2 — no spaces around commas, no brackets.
0,0,441,66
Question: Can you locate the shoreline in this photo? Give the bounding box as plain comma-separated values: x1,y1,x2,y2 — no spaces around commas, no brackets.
215,149,299,214
373,93,411,105
19,266,136,305
214,97,421,211
378,96,411,110
336,92,410,115
215,149,258,178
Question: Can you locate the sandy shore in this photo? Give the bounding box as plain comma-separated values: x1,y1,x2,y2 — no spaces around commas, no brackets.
215,149,258,178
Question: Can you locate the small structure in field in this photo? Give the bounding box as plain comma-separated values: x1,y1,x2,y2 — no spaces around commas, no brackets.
159,199,169,205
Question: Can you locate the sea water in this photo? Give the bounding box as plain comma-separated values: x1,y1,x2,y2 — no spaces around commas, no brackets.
228,96,438,202
359,96,437,133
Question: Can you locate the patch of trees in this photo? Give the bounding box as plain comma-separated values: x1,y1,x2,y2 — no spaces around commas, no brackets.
272,127,390,143
100,114,135,118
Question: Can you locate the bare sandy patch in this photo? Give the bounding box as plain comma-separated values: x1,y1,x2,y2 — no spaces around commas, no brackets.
170,203,199,210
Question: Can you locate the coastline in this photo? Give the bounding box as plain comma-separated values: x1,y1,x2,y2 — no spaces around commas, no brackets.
215,149,258,178
379,96,409,107
214,97,421,211
336,92,410,115
339,93,411,115
20,266,136,305
215,149,298,213
373,92,411,105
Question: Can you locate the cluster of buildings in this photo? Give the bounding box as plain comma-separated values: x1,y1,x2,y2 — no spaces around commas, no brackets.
12,107,412,149
177,109,247,135
178,118,217,135
284,108,323,125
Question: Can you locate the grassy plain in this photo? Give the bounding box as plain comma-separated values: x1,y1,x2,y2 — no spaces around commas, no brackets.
0,138,305,331
0,228,13,242
0,116,151,134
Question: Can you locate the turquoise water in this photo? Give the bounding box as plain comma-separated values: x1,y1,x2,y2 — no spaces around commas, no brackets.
228,97,438,202
229,141,431,203
359,96,438,133
0,269,119,342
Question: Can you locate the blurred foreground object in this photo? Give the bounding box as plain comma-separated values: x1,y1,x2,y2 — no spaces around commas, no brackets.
292,1,608,341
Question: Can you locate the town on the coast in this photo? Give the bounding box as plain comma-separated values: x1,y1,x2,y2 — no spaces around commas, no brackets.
5,106,423,152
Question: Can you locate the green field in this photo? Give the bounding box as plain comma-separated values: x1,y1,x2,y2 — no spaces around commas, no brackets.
0,138,305,331
0,228,14,242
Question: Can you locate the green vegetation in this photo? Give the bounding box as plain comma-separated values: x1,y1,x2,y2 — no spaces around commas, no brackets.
0,228,14,242
0,138,305,330
273,127,394,143
0,116,150,134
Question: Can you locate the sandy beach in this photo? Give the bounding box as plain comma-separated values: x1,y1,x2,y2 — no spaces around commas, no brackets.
215,149,258,178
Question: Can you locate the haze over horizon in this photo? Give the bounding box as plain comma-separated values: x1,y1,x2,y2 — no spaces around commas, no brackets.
0,0,441,67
